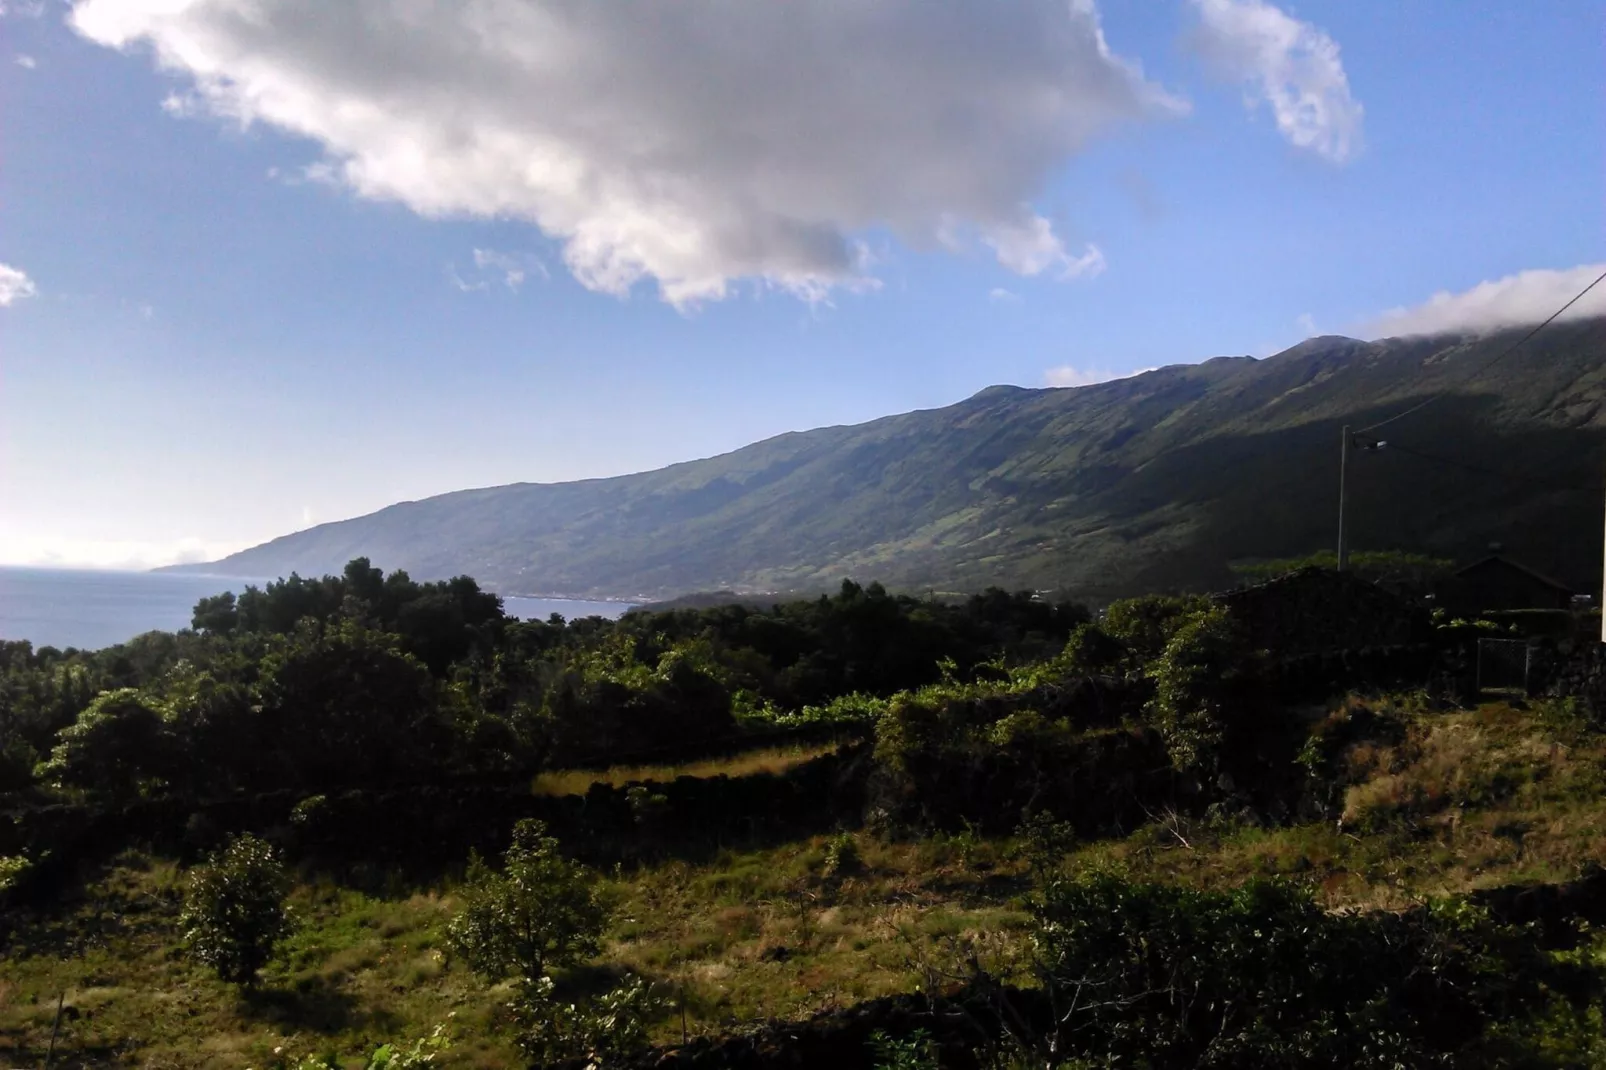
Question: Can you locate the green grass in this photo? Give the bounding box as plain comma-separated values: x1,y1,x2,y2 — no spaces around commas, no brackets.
5,696,1606,1066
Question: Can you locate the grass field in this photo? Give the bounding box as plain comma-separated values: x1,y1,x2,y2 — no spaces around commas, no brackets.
4,698,1604,1068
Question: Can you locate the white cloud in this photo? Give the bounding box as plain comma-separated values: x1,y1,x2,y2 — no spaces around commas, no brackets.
1296,312,1317,336
71,0,1182,307
473,247,547,291
1190,0,1361,162
989,287,1023,305
981,216,1107,280
1044,365,1155,388
0,262,37,306
15,53,37,68
1365,264,1606,339
448,248,548,293
0,2,48,19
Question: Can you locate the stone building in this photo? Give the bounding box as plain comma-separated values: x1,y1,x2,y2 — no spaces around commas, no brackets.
1440,551,1573,614
1216,566,1430,655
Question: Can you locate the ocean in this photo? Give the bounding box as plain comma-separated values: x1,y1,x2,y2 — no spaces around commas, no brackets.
0,566,632,651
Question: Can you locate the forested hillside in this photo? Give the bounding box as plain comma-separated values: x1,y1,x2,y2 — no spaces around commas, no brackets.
10,560,1606,1066
171,319,1606,600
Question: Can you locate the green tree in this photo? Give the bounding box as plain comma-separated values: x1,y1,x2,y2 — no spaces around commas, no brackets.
180,833,293,985
1144,605,1241,777
447,819,607,983
36,687,172,797
253,622,444,787
191,591,240,635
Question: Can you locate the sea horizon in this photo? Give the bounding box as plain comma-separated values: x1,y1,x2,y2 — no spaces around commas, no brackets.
0,564,632,651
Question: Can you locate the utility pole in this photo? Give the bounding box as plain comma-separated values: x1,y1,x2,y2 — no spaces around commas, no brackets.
1338,426,1387,573
1337,425,1351,572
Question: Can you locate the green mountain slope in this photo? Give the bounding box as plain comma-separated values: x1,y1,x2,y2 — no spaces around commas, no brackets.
171,319,1606,600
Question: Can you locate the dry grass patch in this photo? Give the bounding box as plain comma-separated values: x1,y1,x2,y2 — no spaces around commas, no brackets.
600,835,1032,1038
531,739,844,796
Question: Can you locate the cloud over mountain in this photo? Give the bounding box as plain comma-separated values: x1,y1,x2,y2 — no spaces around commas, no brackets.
72,0,1182,306
1366,264,1606,338
1044,364,1152,388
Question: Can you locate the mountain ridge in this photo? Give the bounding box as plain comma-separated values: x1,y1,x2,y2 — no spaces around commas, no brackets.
166,320,1606,601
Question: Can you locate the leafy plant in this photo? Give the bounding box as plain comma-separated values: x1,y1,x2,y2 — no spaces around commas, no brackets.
510,972,660,1067
868,1027,939,1070
1144,605,1241,777
290,1021,454,1069
1029,870,1586,1068
823,830,863,877
626,784,670,832
180,833,292,985
0,853,29,894
446,818,607,984
1016,810,1077,878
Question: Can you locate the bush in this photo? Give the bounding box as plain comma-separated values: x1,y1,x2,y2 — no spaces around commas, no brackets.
1015,811,1078,878
868,1028,939,1070
446,818,607,984
0,853,29,894
1029,870,1586,1068
180,833,292,985
290,1021,453,1069
1144,605,1243,778
510,973,660,1067
822,830,862,877
1102,595,1210,669
1055,622,1126,678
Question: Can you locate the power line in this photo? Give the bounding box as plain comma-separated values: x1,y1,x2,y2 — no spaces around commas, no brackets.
1385,440,1601,494
1355,268,1606,435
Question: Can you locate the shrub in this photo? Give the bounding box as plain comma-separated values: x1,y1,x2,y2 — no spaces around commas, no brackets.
822,830,862,877
1029,870,1583,1068
290,1021,453,1069
180,833,292,985
1055,623,1126,678
446,818,607,984
1102,595,1210,669
1144,605,1242,777
868,1028,939,1070
0,853,29,894
510,973,660,1067
1016,810,1078,878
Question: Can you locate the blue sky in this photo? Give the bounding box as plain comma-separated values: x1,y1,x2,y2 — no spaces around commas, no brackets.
2,0,1602,569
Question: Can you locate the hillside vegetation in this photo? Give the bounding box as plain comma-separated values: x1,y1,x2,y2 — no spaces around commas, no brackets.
170,319,1606,600
7,562,1606,1066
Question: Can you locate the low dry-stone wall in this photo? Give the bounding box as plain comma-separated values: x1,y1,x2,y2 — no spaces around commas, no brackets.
0,743,873,908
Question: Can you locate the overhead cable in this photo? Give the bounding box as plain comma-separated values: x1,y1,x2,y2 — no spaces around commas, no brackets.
1356,268,1606,435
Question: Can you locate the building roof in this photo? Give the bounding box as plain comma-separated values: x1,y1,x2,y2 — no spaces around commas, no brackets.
1453,554,1572,594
